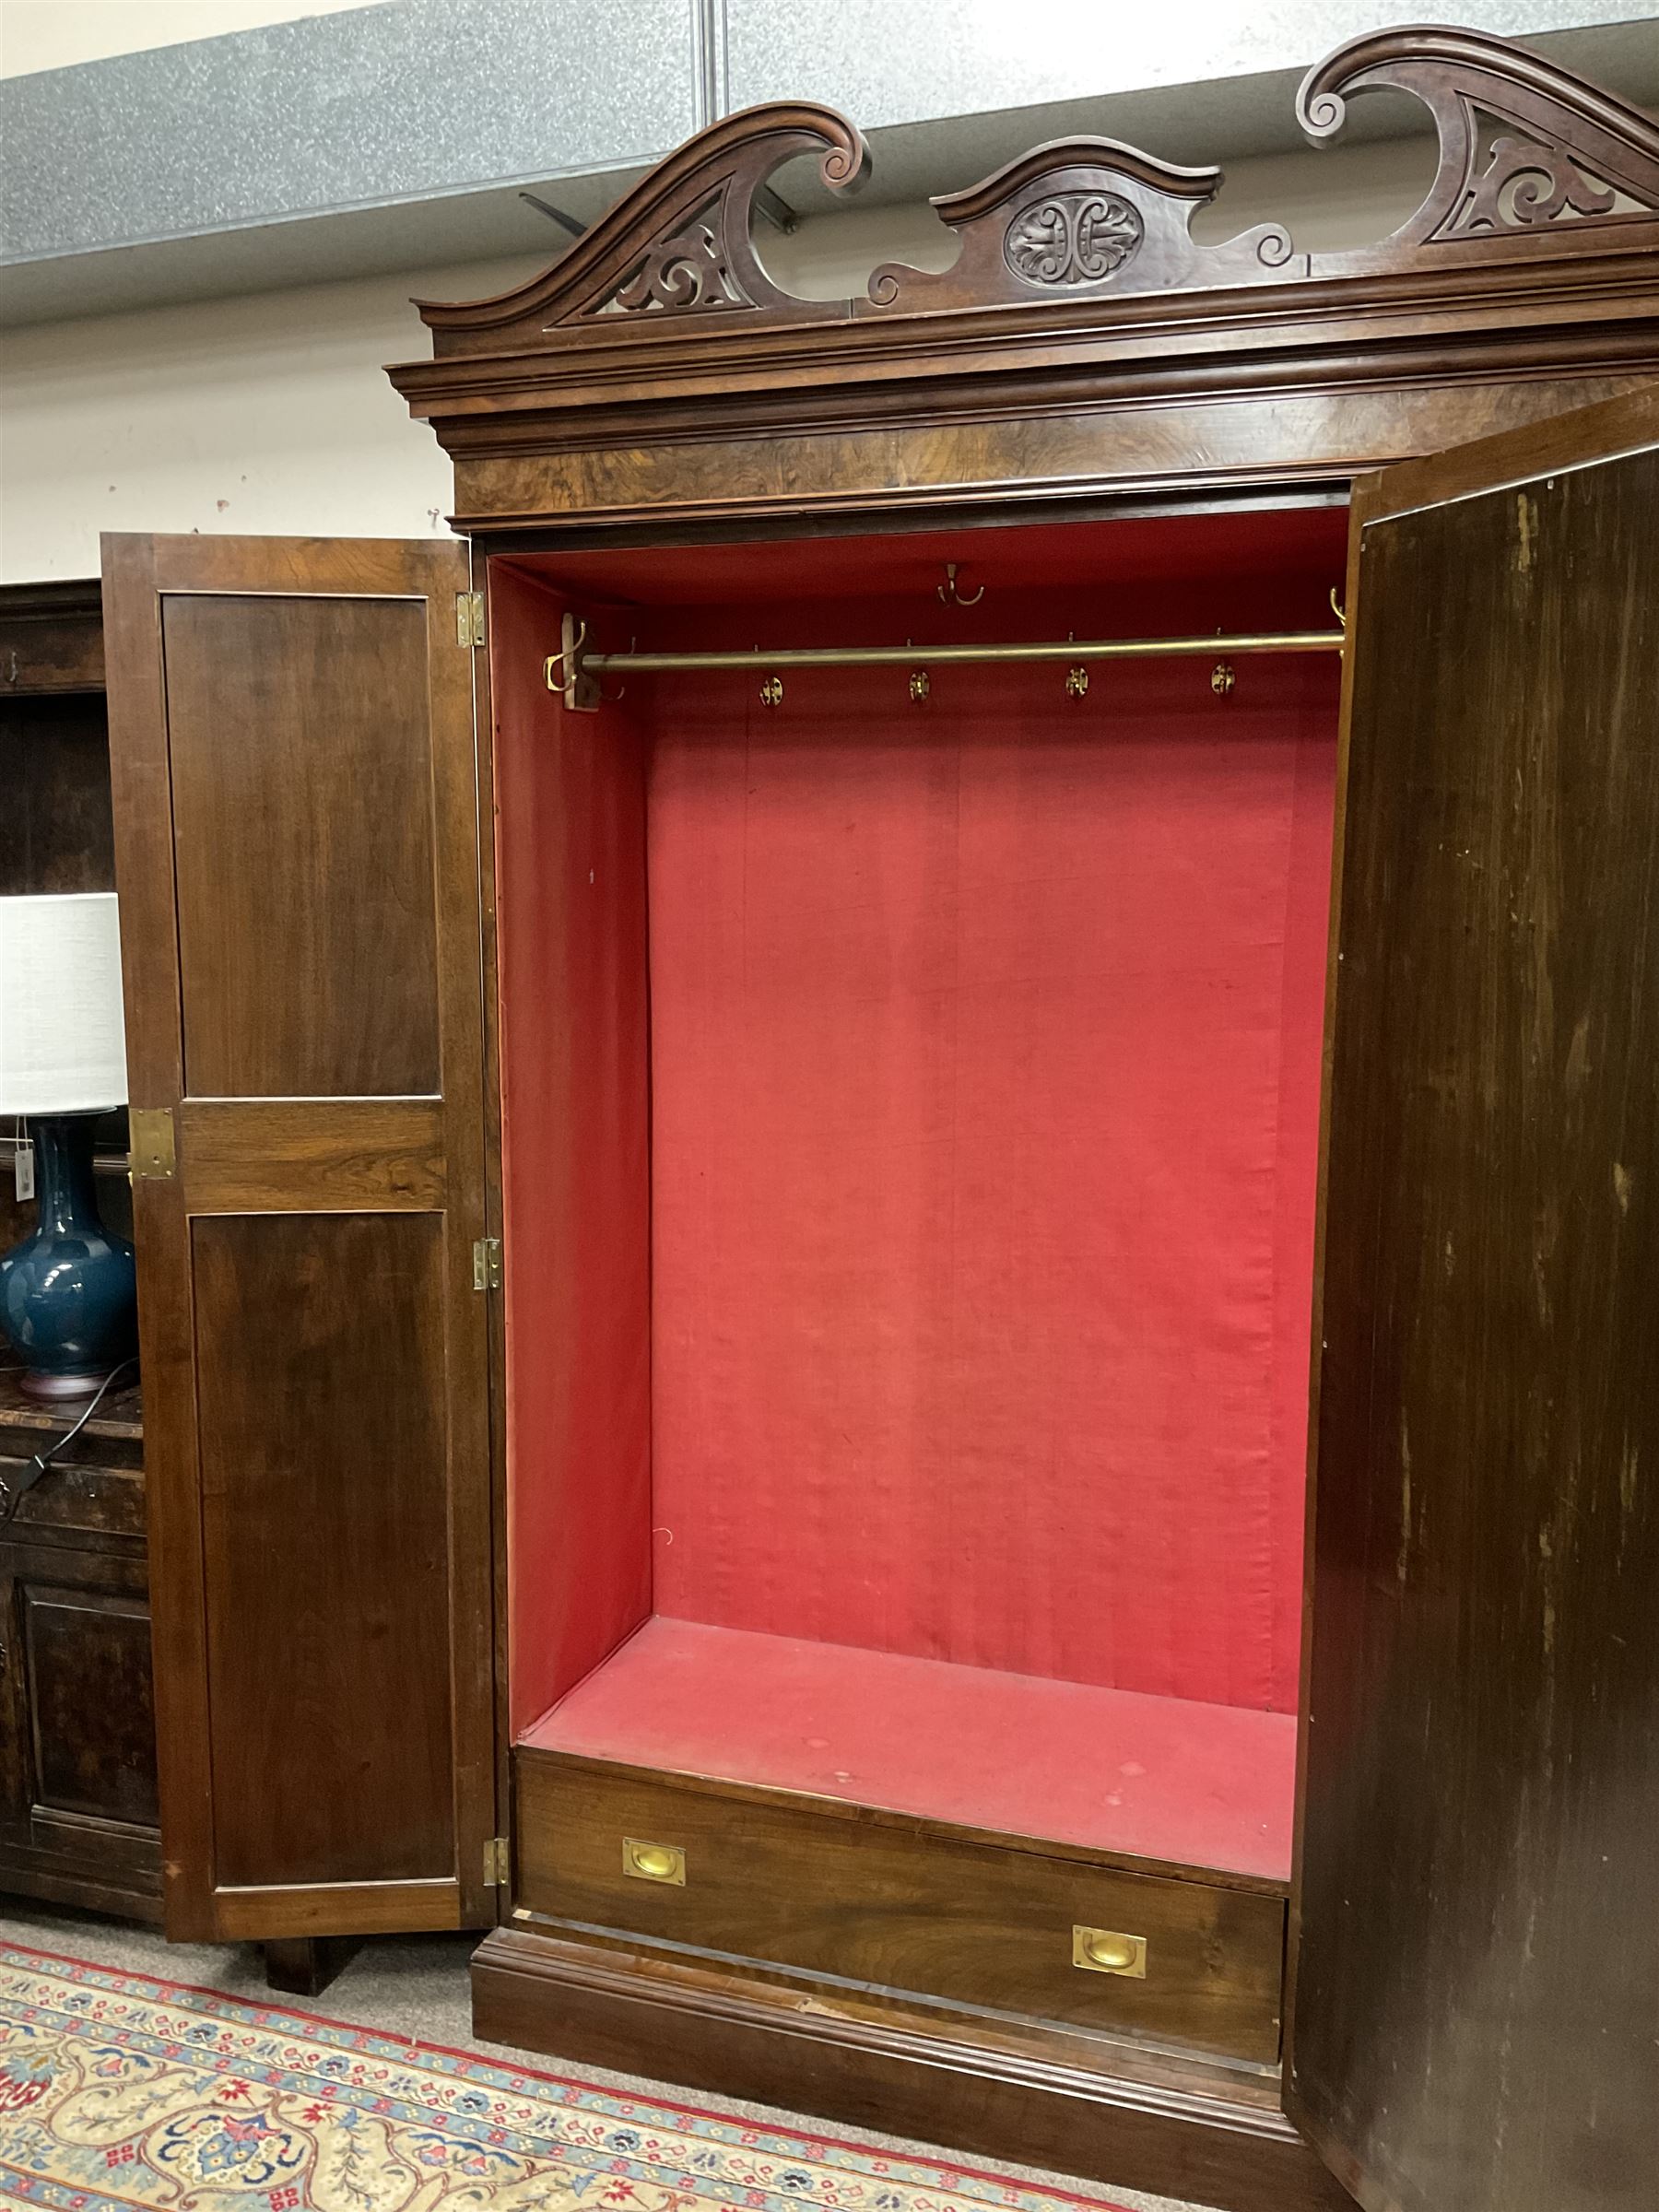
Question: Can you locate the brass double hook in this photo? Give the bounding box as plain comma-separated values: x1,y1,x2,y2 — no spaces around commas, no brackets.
937,562,985,607
545,617,628,701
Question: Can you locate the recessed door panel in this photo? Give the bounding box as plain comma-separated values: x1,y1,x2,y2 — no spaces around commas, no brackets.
163,594,441,1100
194,1210,454,1888
23,1585,159,1829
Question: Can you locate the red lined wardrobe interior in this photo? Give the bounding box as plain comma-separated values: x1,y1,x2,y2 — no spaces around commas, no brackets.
488,504,1346,1888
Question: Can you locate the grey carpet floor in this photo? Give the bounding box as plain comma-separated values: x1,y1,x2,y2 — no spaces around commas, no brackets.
0,1897,1218,2212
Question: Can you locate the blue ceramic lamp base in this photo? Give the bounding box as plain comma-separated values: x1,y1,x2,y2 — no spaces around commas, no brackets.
1,1114,138,1400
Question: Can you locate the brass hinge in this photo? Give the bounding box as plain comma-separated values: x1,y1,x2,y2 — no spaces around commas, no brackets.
483,1835,510,1885
456,591,485,648
128,1107,176,1182
472,1236,502,1291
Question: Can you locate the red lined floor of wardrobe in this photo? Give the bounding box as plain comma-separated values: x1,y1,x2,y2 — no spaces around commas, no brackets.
525,1615,1297,1883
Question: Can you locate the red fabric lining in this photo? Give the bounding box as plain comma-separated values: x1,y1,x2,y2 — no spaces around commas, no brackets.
647,625,1335,1711
533,1616,1296,1881
491,562,653,1735
512,506,1348,609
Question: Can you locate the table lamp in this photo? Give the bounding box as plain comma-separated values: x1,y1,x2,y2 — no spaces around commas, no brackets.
0,892,137,1398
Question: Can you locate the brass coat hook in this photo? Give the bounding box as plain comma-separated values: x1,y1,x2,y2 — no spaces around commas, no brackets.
544,615,588,692
1330,585,1347,629
937,562,985,607
596,638,634,703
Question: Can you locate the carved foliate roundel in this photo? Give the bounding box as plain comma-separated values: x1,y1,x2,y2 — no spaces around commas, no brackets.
1004,191,1145,286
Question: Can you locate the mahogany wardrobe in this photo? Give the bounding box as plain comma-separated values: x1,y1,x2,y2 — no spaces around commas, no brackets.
100,26,1658,2212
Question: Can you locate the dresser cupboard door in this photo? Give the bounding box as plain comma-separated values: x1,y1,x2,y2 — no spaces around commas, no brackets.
1288,388,1659,2212
101,535,496,1943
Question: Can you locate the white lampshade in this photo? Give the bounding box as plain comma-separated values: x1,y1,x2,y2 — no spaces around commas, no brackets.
0,892,129,1115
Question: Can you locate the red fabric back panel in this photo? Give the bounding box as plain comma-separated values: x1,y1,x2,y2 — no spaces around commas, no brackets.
647,620,1336,1713
533,1615,1297,1881
490,563,653,1735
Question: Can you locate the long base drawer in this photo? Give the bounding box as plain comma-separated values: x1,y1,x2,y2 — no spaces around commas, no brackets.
513,1747,1285,2065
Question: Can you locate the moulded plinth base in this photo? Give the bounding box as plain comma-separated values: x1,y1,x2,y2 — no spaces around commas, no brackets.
470,1926,1350,2212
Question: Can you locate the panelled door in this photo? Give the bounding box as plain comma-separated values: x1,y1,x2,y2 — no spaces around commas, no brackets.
1290,386,1659,2211
102,535,496,1942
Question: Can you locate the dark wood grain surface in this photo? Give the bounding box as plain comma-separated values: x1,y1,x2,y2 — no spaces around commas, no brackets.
162,593,441,1100
1290,388,1659,2212
101,532,496,1944
474,1928,1349,2212
0,1435,160,1922
193,1211,453,1888
175,1098,446,1212
0,693,115,897
22,1583,159,1828
0,581,104,694
517,1749,1286,2065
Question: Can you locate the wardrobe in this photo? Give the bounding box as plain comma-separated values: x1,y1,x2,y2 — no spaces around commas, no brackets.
99,27,1659,2212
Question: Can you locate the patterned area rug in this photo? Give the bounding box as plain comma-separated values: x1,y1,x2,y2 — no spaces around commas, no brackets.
0,1942,1126,2212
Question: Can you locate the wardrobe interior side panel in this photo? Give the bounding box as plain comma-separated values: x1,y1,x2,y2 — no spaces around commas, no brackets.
489,559,653,1738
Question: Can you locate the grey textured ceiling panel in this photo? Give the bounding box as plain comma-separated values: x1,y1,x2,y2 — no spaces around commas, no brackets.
1,0,695,262
724,0,1645,130
1,1,1654,325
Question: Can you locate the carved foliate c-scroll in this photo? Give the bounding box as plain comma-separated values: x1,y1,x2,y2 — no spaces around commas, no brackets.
415,104,868,343
1297,25,1659,249
866,143,1296,312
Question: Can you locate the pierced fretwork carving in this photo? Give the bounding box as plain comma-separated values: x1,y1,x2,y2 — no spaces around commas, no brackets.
1452,126,1627,236
1298,27,1659,252
867,140,1296,312
603,197,750,314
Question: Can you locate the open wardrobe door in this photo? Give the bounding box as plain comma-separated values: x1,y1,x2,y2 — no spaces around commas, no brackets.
1288,386,1659,2212
101,535,497,1944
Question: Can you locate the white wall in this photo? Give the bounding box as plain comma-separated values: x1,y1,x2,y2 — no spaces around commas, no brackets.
0,142,1435,582
1,254,537,577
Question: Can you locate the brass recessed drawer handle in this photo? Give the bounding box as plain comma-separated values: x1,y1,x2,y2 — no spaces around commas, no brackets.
1073,1925,1147,1978
624,1837,686,1885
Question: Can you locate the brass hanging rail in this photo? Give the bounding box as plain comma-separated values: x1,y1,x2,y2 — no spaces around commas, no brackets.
572,629,1344,677
545,606,1347,708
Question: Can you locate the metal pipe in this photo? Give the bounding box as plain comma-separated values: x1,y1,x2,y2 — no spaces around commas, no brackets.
580,630,1344,674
